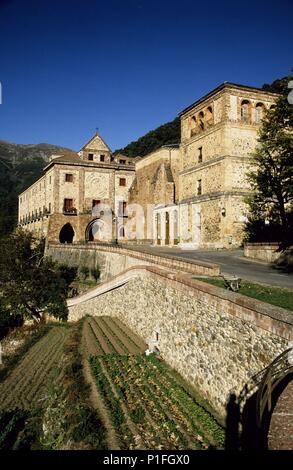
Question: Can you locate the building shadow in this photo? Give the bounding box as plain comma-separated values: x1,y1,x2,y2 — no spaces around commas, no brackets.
225,372,293,450
225,393,240,450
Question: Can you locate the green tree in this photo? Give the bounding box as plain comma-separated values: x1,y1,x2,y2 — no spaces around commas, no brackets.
246,76,293,246
0,229,71,324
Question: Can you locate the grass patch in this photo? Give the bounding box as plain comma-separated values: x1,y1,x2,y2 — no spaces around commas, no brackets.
194,277,293,311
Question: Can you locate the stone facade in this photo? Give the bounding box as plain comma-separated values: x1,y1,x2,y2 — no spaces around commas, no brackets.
178,83,278,248
18,82,280,249
18,132,137,243
128,146,180,244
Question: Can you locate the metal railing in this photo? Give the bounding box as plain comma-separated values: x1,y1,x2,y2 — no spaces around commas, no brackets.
256,347,293,428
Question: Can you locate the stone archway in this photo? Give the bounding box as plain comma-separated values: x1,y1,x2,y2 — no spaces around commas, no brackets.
85,218,109,242
59,223,74,244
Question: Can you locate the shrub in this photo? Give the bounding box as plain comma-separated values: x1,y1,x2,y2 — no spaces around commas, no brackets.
90,266,100,282
79,266,90,280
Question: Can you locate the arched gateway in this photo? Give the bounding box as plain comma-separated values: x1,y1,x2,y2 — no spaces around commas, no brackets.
85,218,108,242
59,223,75,243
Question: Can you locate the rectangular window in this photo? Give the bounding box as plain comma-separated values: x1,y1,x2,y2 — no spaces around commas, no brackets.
64,198,73,211
198,147,203,163
88,153,94,161
92,199,101,208
119,178,126,187
110,156,115,162
49,176,52,184
119,159,126,164
49,203,51,213
100,155,105,162
197,179,202,196
65,173,73,182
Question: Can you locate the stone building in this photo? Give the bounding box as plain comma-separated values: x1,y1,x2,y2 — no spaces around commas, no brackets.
18,132,137,243
128,145,180,244
18,82,279,249
178,82,278,248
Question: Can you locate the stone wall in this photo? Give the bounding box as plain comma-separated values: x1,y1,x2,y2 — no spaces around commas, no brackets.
67,267,293,417
46,244,220,279
244,243,281,263
129,147,180,242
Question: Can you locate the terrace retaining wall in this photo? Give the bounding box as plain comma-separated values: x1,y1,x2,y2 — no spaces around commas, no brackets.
67,265,293,417
46,243,220,279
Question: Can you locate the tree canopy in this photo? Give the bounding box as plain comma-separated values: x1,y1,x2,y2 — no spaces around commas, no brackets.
246,75,293,246
0,229,74,329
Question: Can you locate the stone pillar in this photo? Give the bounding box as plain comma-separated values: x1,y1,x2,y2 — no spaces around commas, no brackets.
153,212,158,245
160,212,166,246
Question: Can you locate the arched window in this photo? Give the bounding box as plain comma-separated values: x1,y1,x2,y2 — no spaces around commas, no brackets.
205,106,213,126
190,116,197,137
255,103,264,123
241,100,251,123
198,111,205,130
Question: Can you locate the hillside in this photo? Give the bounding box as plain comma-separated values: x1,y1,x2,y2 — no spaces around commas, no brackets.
114,117,180,157
0,140,73,237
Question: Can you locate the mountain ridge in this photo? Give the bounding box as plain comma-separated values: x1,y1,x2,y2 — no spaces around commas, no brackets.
0,140,74,237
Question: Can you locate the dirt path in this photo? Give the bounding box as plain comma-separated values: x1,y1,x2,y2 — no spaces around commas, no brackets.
83,321,103,356
81,321,121,450
98,358,146,449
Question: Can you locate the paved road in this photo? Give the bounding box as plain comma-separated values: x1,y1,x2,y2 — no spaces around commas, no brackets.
128,246,293,289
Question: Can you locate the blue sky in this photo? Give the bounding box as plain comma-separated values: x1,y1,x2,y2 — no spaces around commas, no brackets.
0,0,292,151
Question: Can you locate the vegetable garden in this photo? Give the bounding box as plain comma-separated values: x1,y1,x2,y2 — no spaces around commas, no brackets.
0,325,70,411
84,316,225,450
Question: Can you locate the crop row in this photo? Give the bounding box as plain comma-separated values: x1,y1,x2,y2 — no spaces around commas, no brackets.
89,358,138,449
0,326,70,410
106,355,207,448
85,316,224,449
85,316,145,357
127,354,224,447
145,355,225,447
90,354,222,449
99,355,173,449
